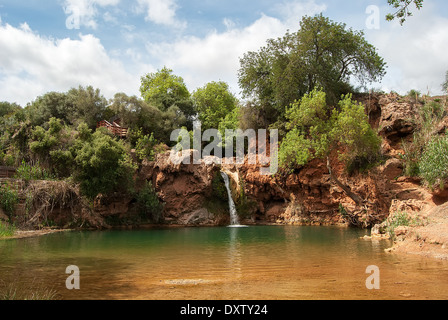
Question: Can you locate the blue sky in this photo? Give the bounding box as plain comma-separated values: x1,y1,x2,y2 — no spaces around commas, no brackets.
1,0,448,106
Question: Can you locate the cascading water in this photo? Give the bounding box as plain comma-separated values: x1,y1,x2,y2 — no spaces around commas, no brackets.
220,171,243,227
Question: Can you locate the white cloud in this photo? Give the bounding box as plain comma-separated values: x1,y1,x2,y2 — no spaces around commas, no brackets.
63,0,120,29
136,0,186,28
145,1,326,96
0,22,140,105
366,3,448,96
273,0,327,29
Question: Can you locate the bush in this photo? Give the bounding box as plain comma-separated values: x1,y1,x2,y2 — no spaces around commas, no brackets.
73,130,137,199
15,160,55,182
419,135,448,188
136,181,163,223
0,221,16,238
385,210,424,240
0,182,19,218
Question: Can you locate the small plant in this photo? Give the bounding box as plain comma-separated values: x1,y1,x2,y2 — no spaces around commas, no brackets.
385,210,424,240
0,221,16,238
419,135,448,189
135,181,163,223
0,279,58,300
407,89,421,102
0,182,19,217
15,160,55,182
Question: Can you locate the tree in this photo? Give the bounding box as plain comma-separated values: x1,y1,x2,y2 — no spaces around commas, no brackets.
0,102,21,118
140,67,195,129
238,14,386,127
386,0,424,25
26,92,72,127
72,126,136,199
279,88,381,205
278,89,382,219
67,86,108,129
192,81,238,131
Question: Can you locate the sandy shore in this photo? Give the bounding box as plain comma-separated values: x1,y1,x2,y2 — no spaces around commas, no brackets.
386,202,448,260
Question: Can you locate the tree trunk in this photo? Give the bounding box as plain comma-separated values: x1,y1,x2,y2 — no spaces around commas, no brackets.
326,157,363,206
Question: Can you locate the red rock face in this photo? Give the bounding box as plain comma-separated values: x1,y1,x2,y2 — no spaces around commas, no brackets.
134,93,445,227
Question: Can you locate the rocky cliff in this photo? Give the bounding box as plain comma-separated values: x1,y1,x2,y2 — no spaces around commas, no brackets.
131,93,446,229
3,93,447,238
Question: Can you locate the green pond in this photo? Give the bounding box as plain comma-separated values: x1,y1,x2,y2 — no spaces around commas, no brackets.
1,225,448,300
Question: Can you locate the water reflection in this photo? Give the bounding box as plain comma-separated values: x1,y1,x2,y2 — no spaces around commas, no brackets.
1,226,448,300
227,227,243,280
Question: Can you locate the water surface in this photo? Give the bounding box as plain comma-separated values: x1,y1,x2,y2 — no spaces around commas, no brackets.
1,226,447,300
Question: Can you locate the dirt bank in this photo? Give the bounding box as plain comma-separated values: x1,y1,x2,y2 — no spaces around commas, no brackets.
386,202,448,260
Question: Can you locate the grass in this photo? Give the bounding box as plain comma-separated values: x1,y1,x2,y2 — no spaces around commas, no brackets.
385,210,425,240
0,221,16,238
0,182,19,217
0,279,58,300
419,135,448,189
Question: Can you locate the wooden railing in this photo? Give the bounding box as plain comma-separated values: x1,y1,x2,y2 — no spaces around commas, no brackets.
97,120,128,138
0,166,16,179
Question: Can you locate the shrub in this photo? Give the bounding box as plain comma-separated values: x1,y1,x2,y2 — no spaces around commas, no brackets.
385,210,423,240
0,182,19,217
15,160,55,182
73,130,137,199
135,181,163,223
419,135,448,188
0,221,16,238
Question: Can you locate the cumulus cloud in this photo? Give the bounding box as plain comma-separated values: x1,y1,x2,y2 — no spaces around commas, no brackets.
365,2,448,95
0,22,139,105
63,0,121,29
145,0,326,95
273,0,327,29
136,0,186,28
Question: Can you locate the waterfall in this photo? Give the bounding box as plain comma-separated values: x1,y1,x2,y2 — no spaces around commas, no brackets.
220,172,240,226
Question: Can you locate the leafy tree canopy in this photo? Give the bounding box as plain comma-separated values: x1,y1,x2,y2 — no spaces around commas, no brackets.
192,81,238,131
25,86,107,129
140,67,195,129
238,14,386,127
279,88,381,173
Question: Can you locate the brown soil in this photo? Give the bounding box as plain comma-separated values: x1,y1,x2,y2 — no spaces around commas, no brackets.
387,202,448,260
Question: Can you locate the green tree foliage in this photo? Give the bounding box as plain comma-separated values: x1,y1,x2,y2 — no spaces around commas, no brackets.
0,182,19,217
386,0,424,25
28,118,74,177
133,129,165,162
0,102,21,118
25,92,71,127
136,181,163,223
140,67,195,129
72,127,137,199
279,88,381,172
192,81,238,131
419,134,448,189
67,86,108,129
238,14,386,127
107,93,164,139
26,86,107,129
